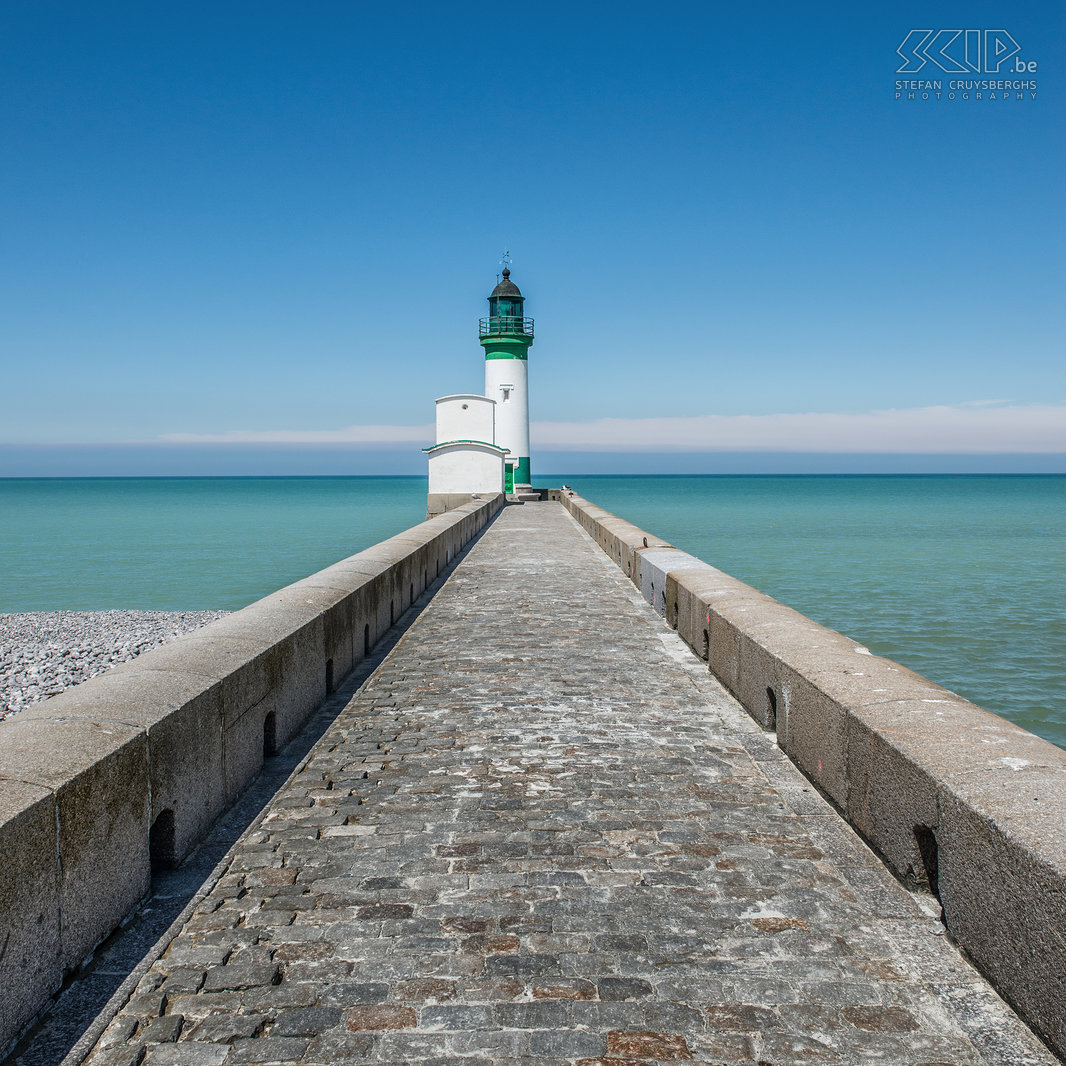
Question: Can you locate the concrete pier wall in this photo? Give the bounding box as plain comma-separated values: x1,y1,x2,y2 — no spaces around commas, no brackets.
561,490,1066,1060
0,493,503,1054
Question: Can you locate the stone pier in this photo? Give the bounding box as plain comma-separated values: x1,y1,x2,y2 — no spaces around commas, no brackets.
73,503,1056,1065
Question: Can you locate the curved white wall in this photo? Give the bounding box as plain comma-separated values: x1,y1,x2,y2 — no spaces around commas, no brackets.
426,442,505,495
484,358,529,467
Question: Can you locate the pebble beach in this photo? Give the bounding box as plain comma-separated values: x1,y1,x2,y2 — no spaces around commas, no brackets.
0,610,229,721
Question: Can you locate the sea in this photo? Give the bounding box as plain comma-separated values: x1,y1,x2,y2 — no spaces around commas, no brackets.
1,474,1063,750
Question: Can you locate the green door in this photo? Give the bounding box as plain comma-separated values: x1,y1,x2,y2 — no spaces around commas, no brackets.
505,463,514,493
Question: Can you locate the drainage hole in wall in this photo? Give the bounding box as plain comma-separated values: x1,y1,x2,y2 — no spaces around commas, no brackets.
149,809,177,873
765,687,778,730
263,710,278,756
702,629,709,660
325,658,335,694
913,825,941,901
364,623,371,657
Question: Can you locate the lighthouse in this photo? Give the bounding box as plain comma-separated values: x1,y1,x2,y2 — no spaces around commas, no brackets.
424,263,538,517
480,267,533,494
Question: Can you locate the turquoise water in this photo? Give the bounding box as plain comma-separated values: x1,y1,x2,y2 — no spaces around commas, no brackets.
567,475,1066,751
1,474,1063,749
0,477,427,612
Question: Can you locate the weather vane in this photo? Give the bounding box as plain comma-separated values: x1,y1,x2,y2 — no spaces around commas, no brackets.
498,249,512,278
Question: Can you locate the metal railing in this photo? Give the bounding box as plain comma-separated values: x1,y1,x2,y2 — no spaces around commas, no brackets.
479,316,534,338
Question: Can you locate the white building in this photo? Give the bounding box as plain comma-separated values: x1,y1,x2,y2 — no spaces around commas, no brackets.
424,395,507,518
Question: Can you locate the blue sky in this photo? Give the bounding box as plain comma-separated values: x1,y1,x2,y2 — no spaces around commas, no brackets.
1,1,1063,475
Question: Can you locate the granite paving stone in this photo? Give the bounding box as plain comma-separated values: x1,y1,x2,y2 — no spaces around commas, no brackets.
81,502,1057,1065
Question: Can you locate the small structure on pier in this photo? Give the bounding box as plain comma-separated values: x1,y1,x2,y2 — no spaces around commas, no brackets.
424,394,508,518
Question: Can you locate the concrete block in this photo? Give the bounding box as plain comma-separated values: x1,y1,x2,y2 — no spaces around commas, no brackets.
846,690,1061,884
737,619,868,804
669,574,690,644
413,542,434,593
596,520,626,579
267,581,356,684
141,633,279,803
348,581,381,661
145,630,275,714
776,666,850,808
20,664,226,865
393,549,424,614
265,577,357,614
312,557,390,585
302,569,389,658
207,605,327,747
321,594,355,681
673,568,752,659
638,548,703,617
368,568,403,635
721,634,1055,886
701,597,848,738
706,610,742,697
596,517,630,571
628,540,674,589
686,586,769,703
733,623,781,730
844,699,946,878
223,694,273,804
0,717,150,972
938,761,1066,1056
354,543,412,571
357,518,442,569
708,600,796,727
796,647,945,711
0,780,62,1052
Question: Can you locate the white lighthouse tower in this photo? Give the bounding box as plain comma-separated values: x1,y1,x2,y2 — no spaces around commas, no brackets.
480,265,534,494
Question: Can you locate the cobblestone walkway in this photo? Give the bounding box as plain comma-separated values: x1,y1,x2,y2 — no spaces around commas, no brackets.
83,503,1056,1066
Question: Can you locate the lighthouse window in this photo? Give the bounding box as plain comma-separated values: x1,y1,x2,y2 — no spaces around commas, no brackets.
500,385,512,402
492,297,521,318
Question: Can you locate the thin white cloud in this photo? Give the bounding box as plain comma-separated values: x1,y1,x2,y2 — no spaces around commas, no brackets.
160,424,435,444
158,404,1066,453
532,404,1066,453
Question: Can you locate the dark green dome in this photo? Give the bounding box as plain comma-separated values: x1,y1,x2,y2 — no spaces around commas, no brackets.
489,268,523,300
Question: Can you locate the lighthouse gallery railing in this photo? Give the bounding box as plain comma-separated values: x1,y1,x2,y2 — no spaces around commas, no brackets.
479,316,534,338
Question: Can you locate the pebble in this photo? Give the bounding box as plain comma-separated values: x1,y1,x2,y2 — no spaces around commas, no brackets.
0,610,229,721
